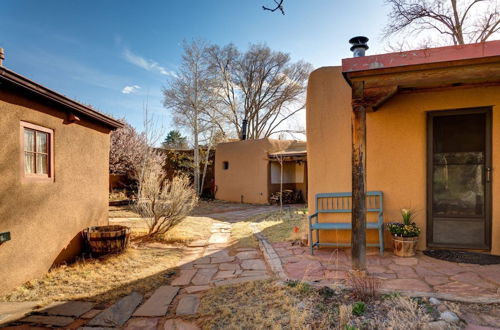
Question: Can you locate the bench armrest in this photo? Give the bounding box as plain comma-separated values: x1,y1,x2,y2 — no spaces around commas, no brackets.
308,212,319,226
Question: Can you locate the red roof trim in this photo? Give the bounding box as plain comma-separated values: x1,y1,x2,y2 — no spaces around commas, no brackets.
342,40,500,73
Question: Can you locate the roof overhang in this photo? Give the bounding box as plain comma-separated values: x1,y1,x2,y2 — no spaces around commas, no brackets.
342,40,500,111
0,66,123,129
268,151,307,162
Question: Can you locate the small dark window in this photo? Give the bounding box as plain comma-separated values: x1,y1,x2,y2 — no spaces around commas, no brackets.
223,161,229,170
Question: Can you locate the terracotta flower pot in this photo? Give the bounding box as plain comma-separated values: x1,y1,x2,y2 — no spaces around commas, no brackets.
392,235,419,257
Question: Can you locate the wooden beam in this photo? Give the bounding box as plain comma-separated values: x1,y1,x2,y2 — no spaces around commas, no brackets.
351,80,367,271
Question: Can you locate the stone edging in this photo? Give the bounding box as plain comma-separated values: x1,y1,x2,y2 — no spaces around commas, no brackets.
249,223,287,280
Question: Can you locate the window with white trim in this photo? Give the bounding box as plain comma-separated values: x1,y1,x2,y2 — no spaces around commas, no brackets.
21,122,54,180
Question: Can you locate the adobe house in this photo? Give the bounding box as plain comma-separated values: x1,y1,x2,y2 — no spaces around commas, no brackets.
0,49,123,293
215,138,307,204
307,39,500,259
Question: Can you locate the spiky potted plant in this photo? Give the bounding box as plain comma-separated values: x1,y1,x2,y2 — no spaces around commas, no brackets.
387,208,420,257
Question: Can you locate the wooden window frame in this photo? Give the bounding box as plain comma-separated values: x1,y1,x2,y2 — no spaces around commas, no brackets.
20,121,54,182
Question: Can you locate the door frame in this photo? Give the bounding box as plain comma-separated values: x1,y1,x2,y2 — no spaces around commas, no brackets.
426,106,492,250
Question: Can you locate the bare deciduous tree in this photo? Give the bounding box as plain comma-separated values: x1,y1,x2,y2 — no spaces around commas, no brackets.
385,0,500,45
207,43,312,139
109,119,147,175
163,40,219,195
132,154,198,239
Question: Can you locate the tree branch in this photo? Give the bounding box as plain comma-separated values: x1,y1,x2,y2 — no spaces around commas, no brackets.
263,0,285,15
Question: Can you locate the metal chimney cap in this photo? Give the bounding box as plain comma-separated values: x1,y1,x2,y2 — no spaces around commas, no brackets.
349,36,369,51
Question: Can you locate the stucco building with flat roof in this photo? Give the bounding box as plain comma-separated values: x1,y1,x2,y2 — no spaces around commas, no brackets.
307,40,500,255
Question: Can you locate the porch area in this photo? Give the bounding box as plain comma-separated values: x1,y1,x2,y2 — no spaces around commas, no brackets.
274,243,500,301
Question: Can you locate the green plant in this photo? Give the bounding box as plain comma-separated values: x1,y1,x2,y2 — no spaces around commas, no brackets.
382,292,401,300
352,301,366,316
387,208,421,237
401,208,416,225
344,325,357,330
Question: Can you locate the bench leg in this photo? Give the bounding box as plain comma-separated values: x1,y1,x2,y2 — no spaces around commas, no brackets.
316,228,319,252
309,228,314,255
379,226,384,256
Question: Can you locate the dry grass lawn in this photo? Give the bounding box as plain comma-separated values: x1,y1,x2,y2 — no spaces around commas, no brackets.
127,216,214,244
109,204,140,218
0,215,215,305
231,208,307,248
0,245,181,305
196,280,312,329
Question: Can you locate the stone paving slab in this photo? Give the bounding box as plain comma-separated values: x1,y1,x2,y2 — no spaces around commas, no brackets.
235,251,260,260
20,315,75,327
175,295,200,316
87,292,143,327
184,286,211,294
171,269,197,286
133,286,179,317
219,263,241,270
241,259,266,270
124,317,159,330
41,301,93,317
191,268,217,286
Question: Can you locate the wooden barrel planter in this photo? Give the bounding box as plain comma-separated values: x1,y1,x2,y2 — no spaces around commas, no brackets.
82,225,130,256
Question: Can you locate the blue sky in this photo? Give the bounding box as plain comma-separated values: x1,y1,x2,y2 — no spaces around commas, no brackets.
1,0,389,134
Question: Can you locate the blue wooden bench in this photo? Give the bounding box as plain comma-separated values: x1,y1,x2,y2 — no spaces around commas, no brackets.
308,191,384,256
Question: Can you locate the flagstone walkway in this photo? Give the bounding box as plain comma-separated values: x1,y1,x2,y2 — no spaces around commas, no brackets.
3,222,272,329
274,242,500,302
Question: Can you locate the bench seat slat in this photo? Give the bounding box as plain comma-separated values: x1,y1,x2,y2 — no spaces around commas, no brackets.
311,222,382,230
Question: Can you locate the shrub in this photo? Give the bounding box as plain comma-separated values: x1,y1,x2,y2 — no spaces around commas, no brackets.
133,153,198,239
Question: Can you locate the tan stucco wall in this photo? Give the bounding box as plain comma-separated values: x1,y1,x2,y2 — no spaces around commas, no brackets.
306,66,500,255
0,89,110,293
215,138,292,204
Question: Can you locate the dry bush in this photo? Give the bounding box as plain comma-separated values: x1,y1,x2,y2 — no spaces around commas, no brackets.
374,296,433,329
339,304,353,328
133,153,198,239
345,272,380,301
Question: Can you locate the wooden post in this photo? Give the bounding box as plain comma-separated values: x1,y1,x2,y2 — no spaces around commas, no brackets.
351,80,367,271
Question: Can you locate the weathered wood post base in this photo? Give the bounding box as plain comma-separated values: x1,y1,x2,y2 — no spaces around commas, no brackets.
351,81,367,271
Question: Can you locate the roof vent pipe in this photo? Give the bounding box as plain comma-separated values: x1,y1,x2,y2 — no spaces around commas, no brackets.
349,36,369,57
0,48,4,66
241,118,248,140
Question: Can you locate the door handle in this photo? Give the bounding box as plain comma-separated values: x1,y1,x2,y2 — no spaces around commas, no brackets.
486,167,492,183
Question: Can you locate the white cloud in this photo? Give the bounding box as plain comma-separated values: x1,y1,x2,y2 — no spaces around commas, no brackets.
121,85,141,94
123,48,177,77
